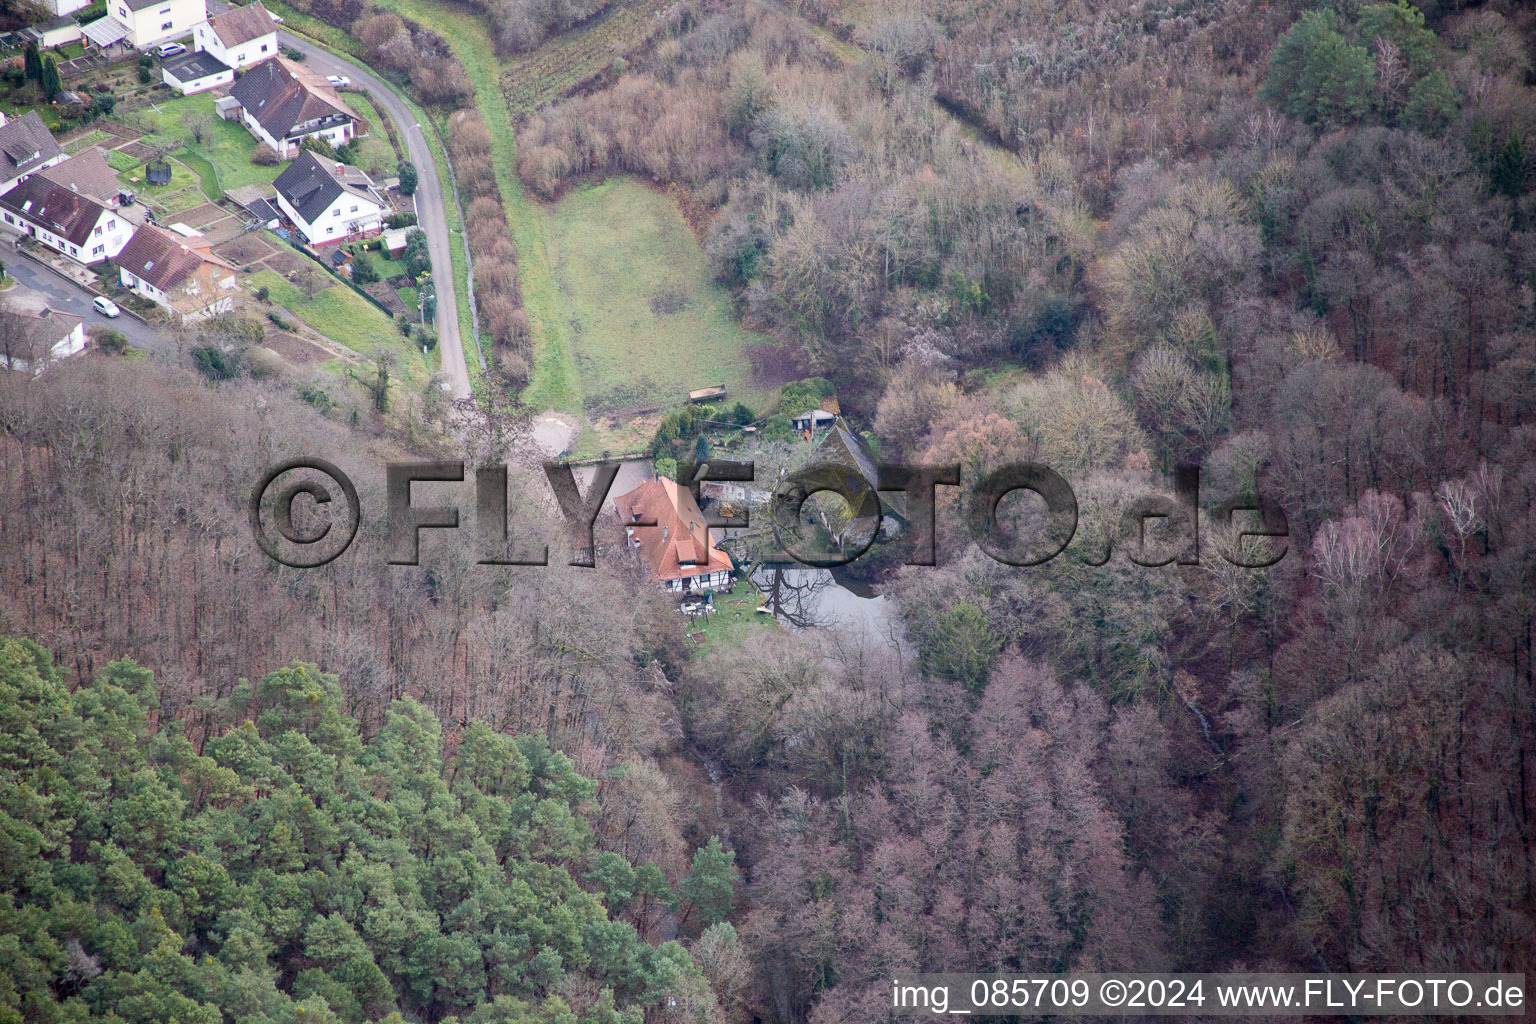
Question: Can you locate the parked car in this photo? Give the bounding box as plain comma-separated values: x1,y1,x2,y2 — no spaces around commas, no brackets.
92,297,121,319
325,74,350,88
156,42,186,58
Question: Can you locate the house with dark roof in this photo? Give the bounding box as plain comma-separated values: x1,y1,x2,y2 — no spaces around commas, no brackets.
229,57,356,160
160,49,233,94
91,0,204,48
0,112,66,196
115,224,239,323
0,175,130,264
36,148,125,207
192,0,276,68
273,150,385,245
23,14,83,48
612,475,736,594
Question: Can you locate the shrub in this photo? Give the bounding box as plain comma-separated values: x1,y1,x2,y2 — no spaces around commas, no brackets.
402,229,430,278
251,143,278,166
397,160,417,196
191,345,240,380
93,328,129,355
385,212,417,228
350,252,379,285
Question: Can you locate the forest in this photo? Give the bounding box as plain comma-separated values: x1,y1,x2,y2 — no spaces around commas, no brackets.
2,0,1535,1021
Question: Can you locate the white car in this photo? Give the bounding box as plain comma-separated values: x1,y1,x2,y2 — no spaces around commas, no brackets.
268,10,285,22
92,296,121,318
156,42,186,58
326,75,350,88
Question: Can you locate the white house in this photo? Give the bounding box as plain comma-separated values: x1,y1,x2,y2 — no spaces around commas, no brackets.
41,0,93,16
23,15,84,49
0,175,131,264
228,57,356,160
161,49,233,94
192,0,276,69
273,150,385,246
0,112,66,196
115,224,239,323
86,0,204,50
0,307,86,374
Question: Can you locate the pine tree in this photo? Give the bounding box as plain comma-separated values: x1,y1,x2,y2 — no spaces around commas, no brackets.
23,42,40,83
1261,11,1375,126
679,836,738,928
41,57,62,102
1493,132,1527,199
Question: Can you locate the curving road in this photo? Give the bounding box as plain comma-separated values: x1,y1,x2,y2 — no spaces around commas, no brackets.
205,2,473,398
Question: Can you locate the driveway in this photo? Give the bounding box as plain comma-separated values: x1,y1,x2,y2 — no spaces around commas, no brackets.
201,2,474,400
3,248,170,356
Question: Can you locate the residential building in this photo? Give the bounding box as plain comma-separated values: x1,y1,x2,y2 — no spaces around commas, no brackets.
0,175,130,264
36,148,124,207
161,49,233,94
0,307,86,374
228,57,355,160
23,15,83,49
87,0,204,48
114,224,238,323
273,150,385,245
191,0,276,68
41,0,93,16
0,112,66,196
612,475,735,594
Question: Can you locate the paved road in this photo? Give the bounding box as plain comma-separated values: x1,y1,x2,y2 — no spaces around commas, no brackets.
3,247,171,355
271,25,473,399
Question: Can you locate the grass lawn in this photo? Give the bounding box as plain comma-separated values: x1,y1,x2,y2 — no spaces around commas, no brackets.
688,576,778,653
62,129,113,155
117,158,196,192
120,92,283,191
357,0,743,453
248,268,431,384
343,94,398,180
175,149,222,200
104,149,137,172
542,176,771,421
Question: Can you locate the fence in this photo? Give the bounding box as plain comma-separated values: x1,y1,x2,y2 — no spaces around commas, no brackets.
283,235,396,319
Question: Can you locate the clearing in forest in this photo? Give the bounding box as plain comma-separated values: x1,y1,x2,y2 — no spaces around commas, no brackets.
539,178,772,451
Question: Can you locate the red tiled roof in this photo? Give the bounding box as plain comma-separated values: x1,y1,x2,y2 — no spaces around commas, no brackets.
613,476,734,583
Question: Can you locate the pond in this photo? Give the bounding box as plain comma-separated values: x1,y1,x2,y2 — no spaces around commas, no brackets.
748,563,907,656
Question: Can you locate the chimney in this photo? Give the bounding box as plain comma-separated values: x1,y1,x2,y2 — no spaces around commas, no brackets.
335,162,344,175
